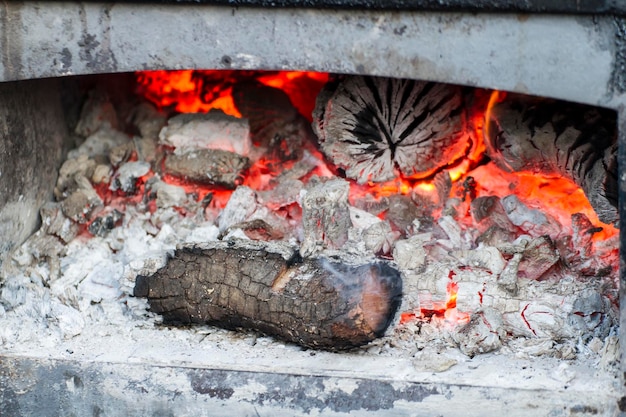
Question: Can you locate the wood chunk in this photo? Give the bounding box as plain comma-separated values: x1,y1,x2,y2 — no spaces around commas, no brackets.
75,89,119,138
233,81,313,165
224,219,284,241
453,308,505,357
40,202,79,244
486,95,618,226
131,102,167,140
134,241,403,350
163,149,250,189
471,196,517,232
313,76,471,183
518,236,560,280
300,178,352,257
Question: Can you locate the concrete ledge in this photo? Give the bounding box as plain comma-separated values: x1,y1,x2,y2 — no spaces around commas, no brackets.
0,355,621,417
0,3,622,107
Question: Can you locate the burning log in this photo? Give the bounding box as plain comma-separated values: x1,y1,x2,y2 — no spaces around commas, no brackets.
134,241,403,350
485,94,618,226
312,76,471,183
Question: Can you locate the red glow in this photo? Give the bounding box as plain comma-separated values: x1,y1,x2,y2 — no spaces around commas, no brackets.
130,72,617,327
135,70,328,120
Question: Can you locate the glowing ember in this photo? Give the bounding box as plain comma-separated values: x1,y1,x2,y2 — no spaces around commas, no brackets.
130,71,617,331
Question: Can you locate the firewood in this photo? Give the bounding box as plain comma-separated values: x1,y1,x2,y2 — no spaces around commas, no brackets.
133,241,403,350
312,76,471,183
485,94,618,226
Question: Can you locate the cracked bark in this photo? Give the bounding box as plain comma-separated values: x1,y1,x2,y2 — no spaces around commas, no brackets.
134,241,403,350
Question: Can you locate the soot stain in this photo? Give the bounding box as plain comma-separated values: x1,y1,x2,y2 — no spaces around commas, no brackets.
188,369,439,413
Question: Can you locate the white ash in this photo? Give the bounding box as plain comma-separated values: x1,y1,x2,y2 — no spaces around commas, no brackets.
217,186,259,232
110,161,151,194
299,177,352,257
149,180,188,208
159,110,252,157
130,102,167,140
68,126,130,160
74,90,119,138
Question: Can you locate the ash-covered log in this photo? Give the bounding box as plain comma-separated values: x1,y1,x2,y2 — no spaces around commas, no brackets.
134,241,403,350
485,94,618,226
313,75,471,183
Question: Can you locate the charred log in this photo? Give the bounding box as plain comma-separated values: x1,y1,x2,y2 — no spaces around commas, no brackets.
485,94,618,226
313,76,472,183
134,241,403,350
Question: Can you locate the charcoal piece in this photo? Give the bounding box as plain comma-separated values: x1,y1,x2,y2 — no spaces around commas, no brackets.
453,308,505,357
300,178,352,257
498,252,522,294
131,102,167,140
233,81,312,165
40,202,79,244
485,94,618,226
60,176,103,224
54,155,97,200
164,149,249,189
313,75,471,183
88,209,124,237
108,142,134,167
518,236,560,280
75,89,119,138
91,164,112,184
475,225,517,247
217,186,258,232
386,194,424,235
224,219,284,241
134,241,403,351
110,161,151,194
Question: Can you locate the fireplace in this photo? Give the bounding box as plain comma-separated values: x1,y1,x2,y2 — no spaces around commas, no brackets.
0,2,625,416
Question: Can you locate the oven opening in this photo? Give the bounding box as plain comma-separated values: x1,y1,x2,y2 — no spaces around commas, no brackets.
0,69,621,415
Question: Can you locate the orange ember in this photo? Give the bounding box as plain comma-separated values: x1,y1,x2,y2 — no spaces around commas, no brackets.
135,72,617,243
135,70,328,120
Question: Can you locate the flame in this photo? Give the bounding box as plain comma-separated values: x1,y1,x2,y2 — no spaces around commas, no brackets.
135,70,328,121
135,70,242,116
400,271,470,327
